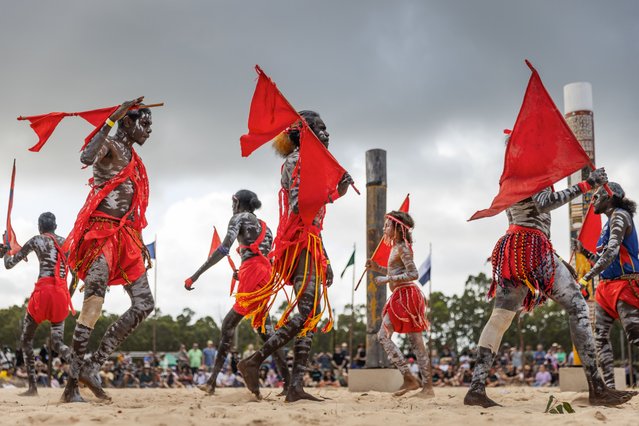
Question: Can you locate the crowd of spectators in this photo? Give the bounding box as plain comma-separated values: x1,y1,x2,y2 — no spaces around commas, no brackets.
1,340,637,390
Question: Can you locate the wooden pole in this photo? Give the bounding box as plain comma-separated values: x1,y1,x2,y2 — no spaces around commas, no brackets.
627,339,635,388
365,149,387,368
426,242,434,389
349,243,356,366
152,235,158,354
47,330,52,387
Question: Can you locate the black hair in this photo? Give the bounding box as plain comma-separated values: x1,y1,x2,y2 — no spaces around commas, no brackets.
386,210,415,244
38,212,57,233
613,196,637,216
117,107,151,128
234,189,262,213
287,110,320,147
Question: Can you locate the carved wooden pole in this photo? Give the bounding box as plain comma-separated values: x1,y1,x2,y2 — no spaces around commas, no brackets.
564,82,596,254
564,82,596,367
365,149,388,368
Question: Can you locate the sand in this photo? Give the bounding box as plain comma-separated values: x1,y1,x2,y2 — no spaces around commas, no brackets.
0,386,637,426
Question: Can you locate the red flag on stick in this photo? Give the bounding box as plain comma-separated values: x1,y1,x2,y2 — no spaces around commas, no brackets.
5,159,22,255
18,106,118,152
578,203,602,254
469,60,592,221
208,226,223,257
298,125,347,226
207,226,238,294
18,103,164,152
239,65,300,157
370,194,410,267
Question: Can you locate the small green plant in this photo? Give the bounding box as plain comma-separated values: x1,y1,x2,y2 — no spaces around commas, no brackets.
544,395,575,414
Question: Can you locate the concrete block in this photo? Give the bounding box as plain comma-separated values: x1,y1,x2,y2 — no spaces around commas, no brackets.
559,367,626,392
348,368,404,392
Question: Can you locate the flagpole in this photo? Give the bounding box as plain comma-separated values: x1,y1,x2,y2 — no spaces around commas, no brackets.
152,234,158,355
427,242,434,389
349,243,356,366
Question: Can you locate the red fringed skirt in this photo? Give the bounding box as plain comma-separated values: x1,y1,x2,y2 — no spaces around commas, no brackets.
596,278,639,320
382,283,429,334
236,215,333,336
27,277,72,324
72,212,149,286
233,255,272,317
489,224,556,311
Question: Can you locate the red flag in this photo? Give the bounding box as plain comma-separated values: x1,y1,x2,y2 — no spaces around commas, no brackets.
5,160,22,255
469,60,592,221
18,105,119,152
79,106,119,151
207,226,238,295
578,203,602,254
370,194,410,267
239,65,300,157
298,125,347,226
208,226,223,257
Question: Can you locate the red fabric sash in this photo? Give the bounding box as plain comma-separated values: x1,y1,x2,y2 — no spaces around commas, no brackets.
42,233,75,315
63,149,149,264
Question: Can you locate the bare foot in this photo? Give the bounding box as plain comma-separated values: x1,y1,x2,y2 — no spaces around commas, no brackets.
285,386,323,402
589,388,634,406
393,374,421,397
238,356,262,400
463,389,501,408
61,378,86,403
411,386,435,399
198,383,216,395
79,360,111,401
18,386,38,397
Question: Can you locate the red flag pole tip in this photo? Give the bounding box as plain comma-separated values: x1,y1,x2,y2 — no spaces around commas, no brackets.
350,183,361,195
524,59,536,72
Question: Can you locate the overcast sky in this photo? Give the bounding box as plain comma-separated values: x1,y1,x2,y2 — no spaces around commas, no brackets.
0,1,638,324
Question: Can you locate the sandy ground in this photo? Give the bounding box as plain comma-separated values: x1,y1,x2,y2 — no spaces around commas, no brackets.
1,386,638,426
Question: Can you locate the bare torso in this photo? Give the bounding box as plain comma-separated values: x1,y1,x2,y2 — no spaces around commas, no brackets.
88,137,135,218
4,234,66,279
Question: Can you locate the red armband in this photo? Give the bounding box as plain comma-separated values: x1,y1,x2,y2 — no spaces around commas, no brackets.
577,181,592,193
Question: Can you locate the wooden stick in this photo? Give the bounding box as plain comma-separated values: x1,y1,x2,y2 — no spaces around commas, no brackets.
353,268,367,292
134,103,164,109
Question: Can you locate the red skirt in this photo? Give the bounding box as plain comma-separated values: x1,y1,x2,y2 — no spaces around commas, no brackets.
233,255,272,317
489,225,556,311
382,284,429,334
73,212,148,286
596,278,639,320
27,277,71,324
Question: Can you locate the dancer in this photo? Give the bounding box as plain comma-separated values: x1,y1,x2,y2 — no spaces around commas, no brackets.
185,189,290,395
576,183,639,390
61,97,155,402
465,168,634,407
237,111,352,402
366,210,434,398
0,213,72,396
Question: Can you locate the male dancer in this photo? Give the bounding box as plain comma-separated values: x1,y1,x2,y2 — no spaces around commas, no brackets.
237,111,352,402
366,210,434,398
1,213,72,396
62,97,155,402
185,189,290,395
465,168,634,407
577,183,639,389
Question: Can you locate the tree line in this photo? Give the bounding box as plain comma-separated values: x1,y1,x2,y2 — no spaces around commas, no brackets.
0,273,629,359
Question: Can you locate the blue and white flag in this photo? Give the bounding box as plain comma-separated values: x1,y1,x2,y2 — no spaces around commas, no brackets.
146,241,156,260
417,254,431,286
